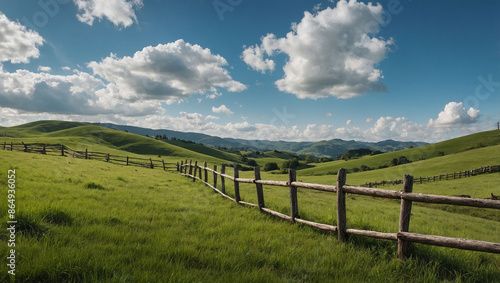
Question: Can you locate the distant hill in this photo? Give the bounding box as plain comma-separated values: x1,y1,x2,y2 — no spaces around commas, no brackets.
95,123,428,157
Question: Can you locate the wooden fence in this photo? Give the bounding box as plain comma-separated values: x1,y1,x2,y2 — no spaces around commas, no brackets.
364,165,500,188
1,142,178,171
178,160,500,260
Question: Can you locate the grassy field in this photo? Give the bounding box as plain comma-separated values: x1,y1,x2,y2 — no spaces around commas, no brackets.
0,121,499,282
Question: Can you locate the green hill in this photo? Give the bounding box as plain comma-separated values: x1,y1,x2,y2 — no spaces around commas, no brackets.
299,130,500,176
1,121,234,165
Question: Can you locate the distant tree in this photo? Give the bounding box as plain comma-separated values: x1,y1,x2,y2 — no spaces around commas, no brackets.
391,158,399,166
246,159,258,167
305,156,314,164
360,164,370,171
264,162,280,172
162,134,167,140
282,158,300,170
398,156,410,165
437,151,445,156
352,167,360,173
408,145,414,149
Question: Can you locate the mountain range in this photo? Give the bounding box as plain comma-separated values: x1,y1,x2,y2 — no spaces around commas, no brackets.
95,123,428,158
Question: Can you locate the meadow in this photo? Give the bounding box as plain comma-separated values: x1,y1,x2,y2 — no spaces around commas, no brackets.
0,121,499,282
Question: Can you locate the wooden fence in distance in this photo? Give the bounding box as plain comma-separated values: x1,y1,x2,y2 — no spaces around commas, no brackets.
1,142,178,171
364,165,500,188
179,160,500,260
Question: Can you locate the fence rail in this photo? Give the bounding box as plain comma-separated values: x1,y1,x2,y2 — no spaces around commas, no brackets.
1,142,178,171
364,165,500,188
179,160,500,260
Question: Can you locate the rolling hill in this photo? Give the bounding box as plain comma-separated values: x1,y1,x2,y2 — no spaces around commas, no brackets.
94,122,428,157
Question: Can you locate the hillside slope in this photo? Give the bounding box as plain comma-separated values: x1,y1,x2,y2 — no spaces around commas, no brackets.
299,130,500,176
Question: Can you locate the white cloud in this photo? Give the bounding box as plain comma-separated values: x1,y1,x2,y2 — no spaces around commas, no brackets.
38,66,51,72
365,118,372,123
241,38,276,73
88,40,247,104
212,104,234,115
326,112,333,117
0,13,44,64
61,66,71,71
428,102,480,127
346,120,352,125
242,0,393,99
206,115,220,120
73,0,143,28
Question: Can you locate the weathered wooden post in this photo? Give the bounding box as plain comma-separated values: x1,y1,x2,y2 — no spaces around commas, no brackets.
180,161,183,173
61,145,65,156
204,161,208,183
289,169,298,222
189,160,193,176
106,154,110,162
85,149,88,159
149,158,154,169
193,161,198,181
255,166,265,212
213,165,217,189
10,142,13,151
221,164,226,194
42,144,46,154
398,174,414,260
337,168,347,242
234,163,241,203
22,142,27,152
126,156,129,166
3,142,5,150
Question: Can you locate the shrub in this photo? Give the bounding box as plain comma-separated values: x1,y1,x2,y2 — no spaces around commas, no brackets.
282,158,300,170
84,182,105,190
264,162,280,172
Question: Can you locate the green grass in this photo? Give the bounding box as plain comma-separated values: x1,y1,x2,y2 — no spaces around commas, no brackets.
2,150,498,282
0,122,499,281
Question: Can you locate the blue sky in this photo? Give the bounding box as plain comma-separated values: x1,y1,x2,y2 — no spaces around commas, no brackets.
0,0,498,142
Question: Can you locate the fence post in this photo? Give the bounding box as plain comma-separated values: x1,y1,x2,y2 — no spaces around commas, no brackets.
189,160,193,176
398,174,414,260
149,158,154,169
337,168,347,242
289,169,299,222
193,161,198,181
255,166,265,212
22,142,27,152
3,142,5,150
180,161,183,173
42,144,46,154
106,154,110,162
61,145,65,156
10,142,13,151
163,160,166,171
234,163,241,203
221,164,226,194
126,156,129,166
213,165,218,189
204,161,208,183
85,149,88,159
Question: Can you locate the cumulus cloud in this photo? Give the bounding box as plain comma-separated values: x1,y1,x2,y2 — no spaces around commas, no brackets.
242,0,393,99
346,120,352,125
0,13,44,64
428,102,480,127
73,0,143,28
88,40,247,104
37,66,51,72
212,105,234,115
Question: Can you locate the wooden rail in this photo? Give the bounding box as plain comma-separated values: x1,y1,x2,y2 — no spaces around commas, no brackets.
179,161,500,260
1,142,178,171
364,165,500,188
